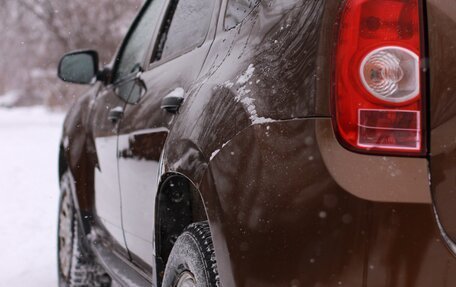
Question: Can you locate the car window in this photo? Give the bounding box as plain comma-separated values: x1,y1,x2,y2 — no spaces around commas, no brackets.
225,0,259,30
113,0,165,83
153,0,215,62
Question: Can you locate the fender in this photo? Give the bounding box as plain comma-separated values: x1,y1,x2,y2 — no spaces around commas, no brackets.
198,118,370,286
160,0,327,178
177,118,456,287
59,83,101,231
158,2,333,284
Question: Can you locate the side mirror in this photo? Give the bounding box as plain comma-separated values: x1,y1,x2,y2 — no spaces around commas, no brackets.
58,50,99,85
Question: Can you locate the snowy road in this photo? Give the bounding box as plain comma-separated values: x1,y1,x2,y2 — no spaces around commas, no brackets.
0,107,65,286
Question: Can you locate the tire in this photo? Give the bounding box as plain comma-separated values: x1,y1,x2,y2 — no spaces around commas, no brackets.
162,222,220,287
58,171,110,287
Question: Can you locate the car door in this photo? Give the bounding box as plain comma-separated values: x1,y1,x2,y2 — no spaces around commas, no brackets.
91,0,166,253
116,0,219,271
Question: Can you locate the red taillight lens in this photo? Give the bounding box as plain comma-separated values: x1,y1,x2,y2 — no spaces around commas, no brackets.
333,0,426,156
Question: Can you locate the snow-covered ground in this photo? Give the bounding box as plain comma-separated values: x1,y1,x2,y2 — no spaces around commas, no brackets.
0,107,65,286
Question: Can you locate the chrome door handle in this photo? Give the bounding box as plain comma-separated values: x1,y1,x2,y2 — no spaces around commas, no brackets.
161,88,185,114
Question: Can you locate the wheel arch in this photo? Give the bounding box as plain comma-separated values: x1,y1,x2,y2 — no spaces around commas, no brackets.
154,172,210,284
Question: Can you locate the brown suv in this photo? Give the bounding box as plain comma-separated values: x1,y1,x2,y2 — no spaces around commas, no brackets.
56,0,456,286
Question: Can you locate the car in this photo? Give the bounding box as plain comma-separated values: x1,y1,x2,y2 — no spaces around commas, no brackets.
56,0,456,286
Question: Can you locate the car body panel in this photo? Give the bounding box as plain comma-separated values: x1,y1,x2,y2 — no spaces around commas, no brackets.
91,86,128,249
163,0,327,182
62,85,99,216
164,0,431,214
317,121,431,203
199,118,368,287
196,118,456,287
427,0,456,252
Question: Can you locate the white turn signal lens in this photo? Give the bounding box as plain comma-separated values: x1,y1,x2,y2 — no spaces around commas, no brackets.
360,46,419,103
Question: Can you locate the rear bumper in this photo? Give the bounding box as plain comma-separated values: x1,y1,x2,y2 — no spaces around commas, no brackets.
316,120,431,204
201,118,455,287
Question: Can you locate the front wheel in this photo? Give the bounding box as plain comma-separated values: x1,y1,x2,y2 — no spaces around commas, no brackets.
57,171,109,287
162,222,220,287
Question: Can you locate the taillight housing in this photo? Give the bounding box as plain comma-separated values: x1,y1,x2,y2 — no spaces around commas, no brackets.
333,0,426,156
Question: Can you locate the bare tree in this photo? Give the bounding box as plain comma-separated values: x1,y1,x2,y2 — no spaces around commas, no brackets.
0,0,142,108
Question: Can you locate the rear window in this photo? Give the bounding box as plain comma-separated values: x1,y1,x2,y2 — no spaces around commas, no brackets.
224,0,259,30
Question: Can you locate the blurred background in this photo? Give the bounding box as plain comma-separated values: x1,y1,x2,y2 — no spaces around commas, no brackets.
0,1,142,285
0,0,142,109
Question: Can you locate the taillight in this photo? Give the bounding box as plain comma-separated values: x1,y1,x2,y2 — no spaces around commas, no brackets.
333,0,426,156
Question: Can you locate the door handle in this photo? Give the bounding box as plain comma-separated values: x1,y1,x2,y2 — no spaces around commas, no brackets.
161,88,185,114
108,106,124,123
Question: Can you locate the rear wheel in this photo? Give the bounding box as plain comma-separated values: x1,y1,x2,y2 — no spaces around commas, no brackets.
58,171,110,287
162,222,220,287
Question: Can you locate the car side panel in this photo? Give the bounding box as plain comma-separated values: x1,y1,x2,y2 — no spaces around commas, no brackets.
164,0,325,179
90,86,129,250
164,0,430,203
117,46,214,270
200,118,368,287
159,1,456,286
61,85,100,224
62,82,129,251
426,0,456,251
198,118,456,287
117,0,222,271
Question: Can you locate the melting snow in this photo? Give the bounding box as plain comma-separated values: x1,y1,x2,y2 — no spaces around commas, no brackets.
209,141,231,161
236,64,255,86
223,80,234,88
210,149,220,161
165,87,185,99
235,64,276,125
